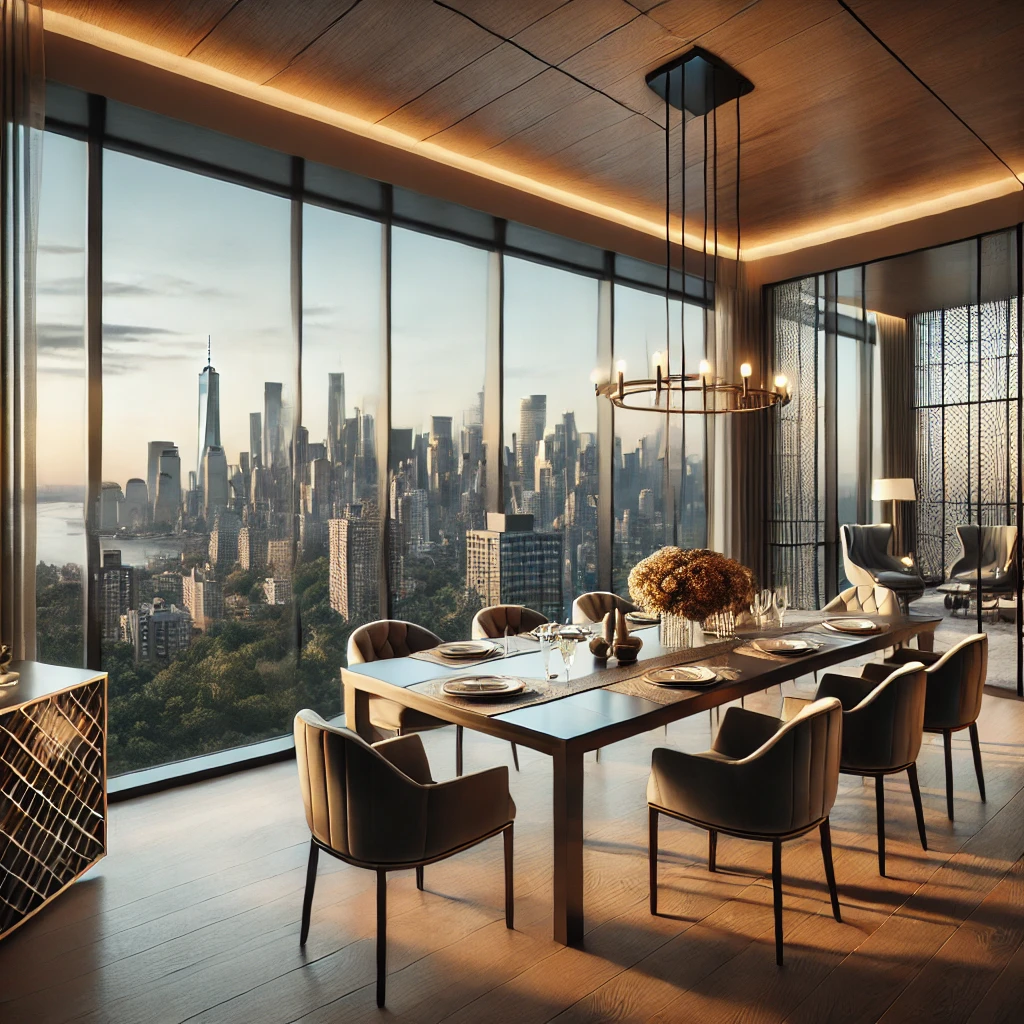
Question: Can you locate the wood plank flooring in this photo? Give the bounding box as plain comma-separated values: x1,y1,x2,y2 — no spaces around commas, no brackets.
2,679,1024,1023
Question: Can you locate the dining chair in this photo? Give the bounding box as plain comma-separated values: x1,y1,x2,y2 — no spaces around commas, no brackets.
647,696,844,965
472,604,548,640
571,591,637,625
811,662,928,875
841,524,925,612
822,584,899,616
294,710,515,1008
948,525,1017,596
865,633,988,820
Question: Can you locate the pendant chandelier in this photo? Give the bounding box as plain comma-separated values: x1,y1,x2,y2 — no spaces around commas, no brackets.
595,47,791,415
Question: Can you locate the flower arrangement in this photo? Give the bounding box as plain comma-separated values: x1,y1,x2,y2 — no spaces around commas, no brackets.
628,546,755,622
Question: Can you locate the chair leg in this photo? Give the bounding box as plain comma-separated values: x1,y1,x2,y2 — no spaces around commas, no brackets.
771,839,784,966
648,807,659,915
969,722,986,802
456,725,464,777
908,763,928,851
943,729,955,820
595,747,601,763
376,869,387,1008
415,865,424,890
510,742,520,772
708,829,718,873
819,819,841,922
299,839,318,945
504,824,514,929
875,775,886,876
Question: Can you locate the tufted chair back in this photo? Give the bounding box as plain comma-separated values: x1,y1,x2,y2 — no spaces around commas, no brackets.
472,605,548,640
823,585,899,616
922,633,988,731
348,620,442,665
571,591,637,625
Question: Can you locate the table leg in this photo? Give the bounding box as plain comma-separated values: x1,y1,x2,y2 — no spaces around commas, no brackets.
552,746,585,946
917,629,935,653
343,677,375,742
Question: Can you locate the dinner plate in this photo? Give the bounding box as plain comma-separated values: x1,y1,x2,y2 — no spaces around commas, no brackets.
557,626,592,640
435,640,501,659
644,666,717,687
751,638,818,656
627,612,661,625
441,675,526,698
822,618,880,635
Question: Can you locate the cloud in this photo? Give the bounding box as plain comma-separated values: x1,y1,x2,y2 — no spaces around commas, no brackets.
103,274,224,299
39,243,83,255
37,323,83,350
37,276,85,297
103,322,182,342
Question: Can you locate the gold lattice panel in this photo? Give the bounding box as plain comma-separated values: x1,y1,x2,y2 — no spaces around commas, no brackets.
0,677,107,938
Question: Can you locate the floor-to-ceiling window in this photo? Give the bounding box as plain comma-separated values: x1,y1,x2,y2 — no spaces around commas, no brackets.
502,257,599,621
389,228,491,639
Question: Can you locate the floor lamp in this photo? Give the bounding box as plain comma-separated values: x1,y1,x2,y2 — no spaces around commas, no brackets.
872,478,917,557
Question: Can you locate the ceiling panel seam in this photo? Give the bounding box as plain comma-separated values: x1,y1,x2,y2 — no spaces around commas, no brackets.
261,0,370,87
184,0,246,58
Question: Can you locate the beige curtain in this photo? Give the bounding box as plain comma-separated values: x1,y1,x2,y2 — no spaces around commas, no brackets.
875,312,916,556
1,0,44,659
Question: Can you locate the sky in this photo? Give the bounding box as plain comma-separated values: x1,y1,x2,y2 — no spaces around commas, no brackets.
36,131,706,491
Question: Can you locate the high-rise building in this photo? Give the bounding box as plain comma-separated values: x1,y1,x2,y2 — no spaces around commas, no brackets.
263,577,292,605
428,416,454,502
263,382,284,470
238,526,267,572
309,457,332,519
121,478,148,530
329,507,380,621
95,549,136,643
267,538,294,578
122,598,192,665
518,395,547,489
181,566,223,631
196,343,221,485
327,372,345,464
153,446,181,528
209,510,241,567
202,445,229,518
465,512,562,622
98,482,123,531
147,440,173,515
249,412,262,468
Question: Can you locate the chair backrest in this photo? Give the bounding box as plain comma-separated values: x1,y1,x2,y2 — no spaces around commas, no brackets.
951,525,1017,578
294,709,428,864
841,524,896,586
472,604,548,640
822,585,899,616
347,620,442,665
923,633,988,730
843,662,927,771
571,591,637,625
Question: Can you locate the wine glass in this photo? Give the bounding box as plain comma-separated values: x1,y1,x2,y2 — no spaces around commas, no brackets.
773,585,790,628
556,634,579,683
750,589,773,629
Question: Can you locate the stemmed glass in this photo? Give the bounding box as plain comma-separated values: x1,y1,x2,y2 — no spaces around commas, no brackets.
537,623,559,680
773,585,790,627
556,633,579,683
750,589,773,629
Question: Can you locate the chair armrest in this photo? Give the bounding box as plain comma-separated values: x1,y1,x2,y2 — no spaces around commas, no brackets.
860,661,894,684
425,766,514,860
781,696,813,721
711,706,784,760
372,733,434,785
815,672,876,710
887,647,941,666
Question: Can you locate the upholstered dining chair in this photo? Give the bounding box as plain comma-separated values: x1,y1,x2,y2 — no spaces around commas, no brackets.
571,591,637,625
841,524,925,611
472,604,548,640
810,662,928,875
866,633,988,820
647,697,844,965
294,710,515,1008
822,584,900,616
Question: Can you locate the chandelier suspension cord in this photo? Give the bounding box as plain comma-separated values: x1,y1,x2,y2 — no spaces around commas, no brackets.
665,84,675,544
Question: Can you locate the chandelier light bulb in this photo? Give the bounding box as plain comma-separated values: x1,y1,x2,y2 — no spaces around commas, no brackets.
774,373,788,390
616,360,628,373
589,367,608,385
698,359,711,377
740,362,752,378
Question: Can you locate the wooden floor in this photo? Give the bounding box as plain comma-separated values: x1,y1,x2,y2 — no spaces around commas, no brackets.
3,679,1024,1024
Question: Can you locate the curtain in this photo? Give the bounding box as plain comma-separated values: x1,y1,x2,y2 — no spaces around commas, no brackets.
1,0,44,659
876,312,916,558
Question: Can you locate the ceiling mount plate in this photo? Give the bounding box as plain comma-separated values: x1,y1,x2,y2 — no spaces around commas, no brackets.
646,46,753,117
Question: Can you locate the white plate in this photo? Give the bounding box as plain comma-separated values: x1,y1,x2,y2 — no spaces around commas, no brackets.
822,618,880,635
557,626,592,640
441,675,526,698
752,638,818,656
644,666,717,687
435,640,501,659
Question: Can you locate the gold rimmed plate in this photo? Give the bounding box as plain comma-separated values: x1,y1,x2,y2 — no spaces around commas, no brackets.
644,666,718,687
440,675,526,698
435,640,501,659
822,618,880,635
751,638,819,657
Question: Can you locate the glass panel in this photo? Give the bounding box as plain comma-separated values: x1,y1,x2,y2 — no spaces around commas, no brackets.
611,284,706,594
300,203,384,712
389,228,490,639
502,256,599,621
505,222,605,271
36,131,88,668
100,150,296,775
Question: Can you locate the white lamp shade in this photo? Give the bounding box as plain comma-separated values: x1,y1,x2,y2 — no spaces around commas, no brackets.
871,477,916,502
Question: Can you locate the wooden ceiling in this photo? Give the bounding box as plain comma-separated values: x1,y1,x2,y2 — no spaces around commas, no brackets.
44,0,1024,255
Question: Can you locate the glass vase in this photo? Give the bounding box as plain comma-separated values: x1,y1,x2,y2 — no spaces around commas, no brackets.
660,613,700,649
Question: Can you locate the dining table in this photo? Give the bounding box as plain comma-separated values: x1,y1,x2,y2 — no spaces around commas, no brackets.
341,610,940,947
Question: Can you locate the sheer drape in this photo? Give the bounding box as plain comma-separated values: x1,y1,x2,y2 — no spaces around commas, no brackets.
1,0,43,658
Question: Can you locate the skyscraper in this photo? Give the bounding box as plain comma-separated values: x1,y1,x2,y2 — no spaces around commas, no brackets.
202,445,229,518
95,549,136,643
153,446,181,528
249,412,262,468
99,482,123,531
123,598,192,665
263,382,284,470
327,372,345,464
196,340,221,485
181,566,223,631
329,507,380,621
518,395,547,489
122,478,148,530
147,440,172,516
